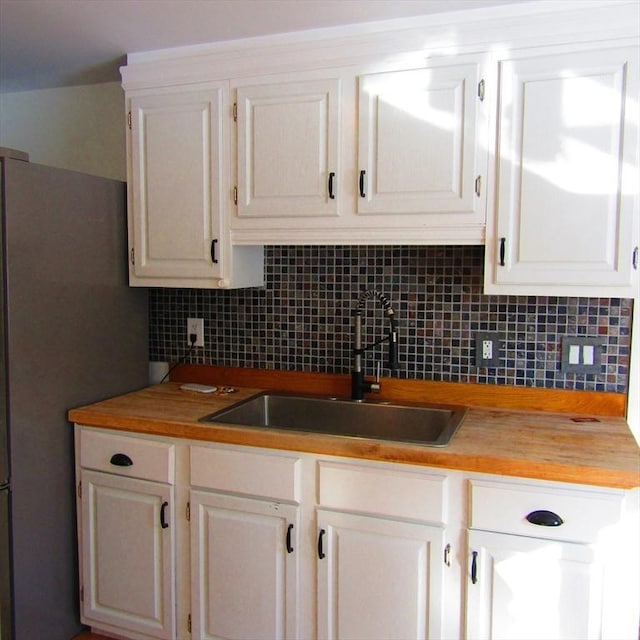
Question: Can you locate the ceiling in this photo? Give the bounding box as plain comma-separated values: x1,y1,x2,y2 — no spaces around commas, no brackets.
0,0,524,93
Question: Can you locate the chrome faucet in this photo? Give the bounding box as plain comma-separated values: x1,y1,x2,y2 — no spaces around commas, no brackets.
351,289,399,401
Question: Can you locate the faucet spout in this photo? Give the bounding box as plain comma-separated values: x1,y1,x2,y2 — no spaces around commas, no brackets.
351,289,399,401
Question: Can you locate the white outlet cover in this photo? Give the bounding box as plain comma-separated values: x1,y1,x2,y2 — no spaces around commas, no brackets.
187,317,204,347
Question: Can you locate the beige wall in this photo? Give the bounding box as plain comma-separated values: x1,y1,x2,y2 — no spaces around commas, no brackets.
0,82,125,181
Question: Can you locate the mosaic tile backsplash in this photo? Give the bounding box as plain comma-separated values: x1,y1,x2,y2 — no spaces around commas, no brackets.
149,246,632,393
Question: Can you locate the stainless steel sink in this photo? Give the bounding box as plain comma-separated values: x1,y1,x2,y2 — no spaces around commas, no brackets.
199,392,466,447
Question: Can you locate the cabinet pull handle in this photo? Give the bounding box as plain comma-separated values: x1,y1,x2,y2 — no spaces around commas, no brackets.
318,528,326,559
444,543,451,567
477,79,485,102
160,501,169,529
211,239,218,264
359,170,366,198
499,237,506,266
526,510,563,527
110,453,133,467
286,523,294,553
471,550,478,584
328,172,336,199
633,246,638,270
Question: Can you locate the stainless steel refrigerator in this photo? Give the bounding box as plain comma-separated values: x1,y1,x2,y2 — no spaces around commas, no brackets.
0,150,148,640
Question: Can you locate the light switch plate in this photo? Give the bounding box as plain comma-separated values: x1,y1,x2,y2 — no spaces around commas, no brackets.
475,332,501,368
561,336,604,373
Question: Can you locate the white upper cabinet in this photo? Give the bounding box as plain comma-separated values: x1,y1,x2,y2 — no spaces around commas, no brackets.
127,85,263,289
357,61,486,221
230,58,489,244
120,0,638,264
236,77,341,218
484,43,639,296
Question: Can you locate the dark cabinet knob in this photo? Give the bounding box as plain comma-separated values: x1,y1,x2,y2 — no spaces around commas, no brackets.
526,510,564,527
110,453,133,467
286,523,294,554
160,501,169,529
328,172,336,199
318,528,326,559
471,550,478,584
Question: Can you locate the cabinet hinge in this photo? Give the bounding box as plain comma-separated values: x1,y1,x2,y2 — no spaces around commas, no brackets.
475,175,482,197
127,111,132,129
186,501,191,522
233,186,238,206
130,247,135,266
233,102,237,122
77,481,82,499
478,79,485,102
188,613,192,633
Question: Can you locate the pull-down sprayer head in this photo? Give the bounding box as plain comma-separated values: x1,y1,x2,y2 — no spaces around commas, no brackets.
353,289,399,371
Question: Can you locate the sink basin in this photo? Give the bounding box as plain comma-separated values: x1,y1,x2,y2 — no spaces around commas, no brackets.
199,392,466,447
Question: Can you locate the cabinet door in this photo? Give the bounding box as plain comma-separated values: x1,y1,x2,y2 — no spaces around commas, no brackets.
486,45,639,294
80,470,175,639
236,78,341,217
190,490,300,640
358,62,487,218
317,509,445,640
129,86,226,281
466,530,604,640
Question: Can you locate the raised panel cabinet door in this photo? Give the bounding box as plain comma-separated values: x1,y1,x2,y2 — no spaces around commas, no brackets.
466,530,604,640
129,87,226,280
236,78,341,217
317,509,445,640
80,470,175,639
357,62,487,218
487,45,639,294
190,490,300,640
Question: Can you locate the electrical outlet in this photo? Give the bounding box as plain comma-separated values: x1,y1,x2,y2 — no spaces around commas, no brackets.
187,317,204,347
475,332,501,368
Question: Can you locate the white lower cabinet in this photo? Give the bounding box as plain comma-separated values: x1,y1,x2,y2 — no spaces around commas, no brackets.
466,529,603,640
78,433,176,640
190,491,299,640
317,509,444,640
75,427,639,640
189,444,303,640
465,478,636,640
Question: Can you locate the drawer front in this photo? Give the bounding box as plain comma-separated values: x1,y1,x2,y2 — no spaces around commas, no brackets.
79,428,174,484
190,445,301,503
469,479,623,543
318,461,447,524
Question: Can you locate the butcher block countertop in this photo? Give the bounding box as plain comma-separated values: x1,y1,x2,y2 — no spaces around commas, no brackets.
68,376,640,490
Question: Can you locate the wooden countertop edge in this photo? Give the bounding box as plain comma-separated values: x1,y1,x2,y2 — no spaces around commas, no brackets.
170,364,627,417
68,406,640,490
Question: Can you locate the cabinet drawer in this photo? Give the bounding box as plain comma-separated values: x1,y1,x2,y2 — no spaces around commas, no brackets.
79,429,175,484
469,479,623,544
190,446,301,503
318,461,447,524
